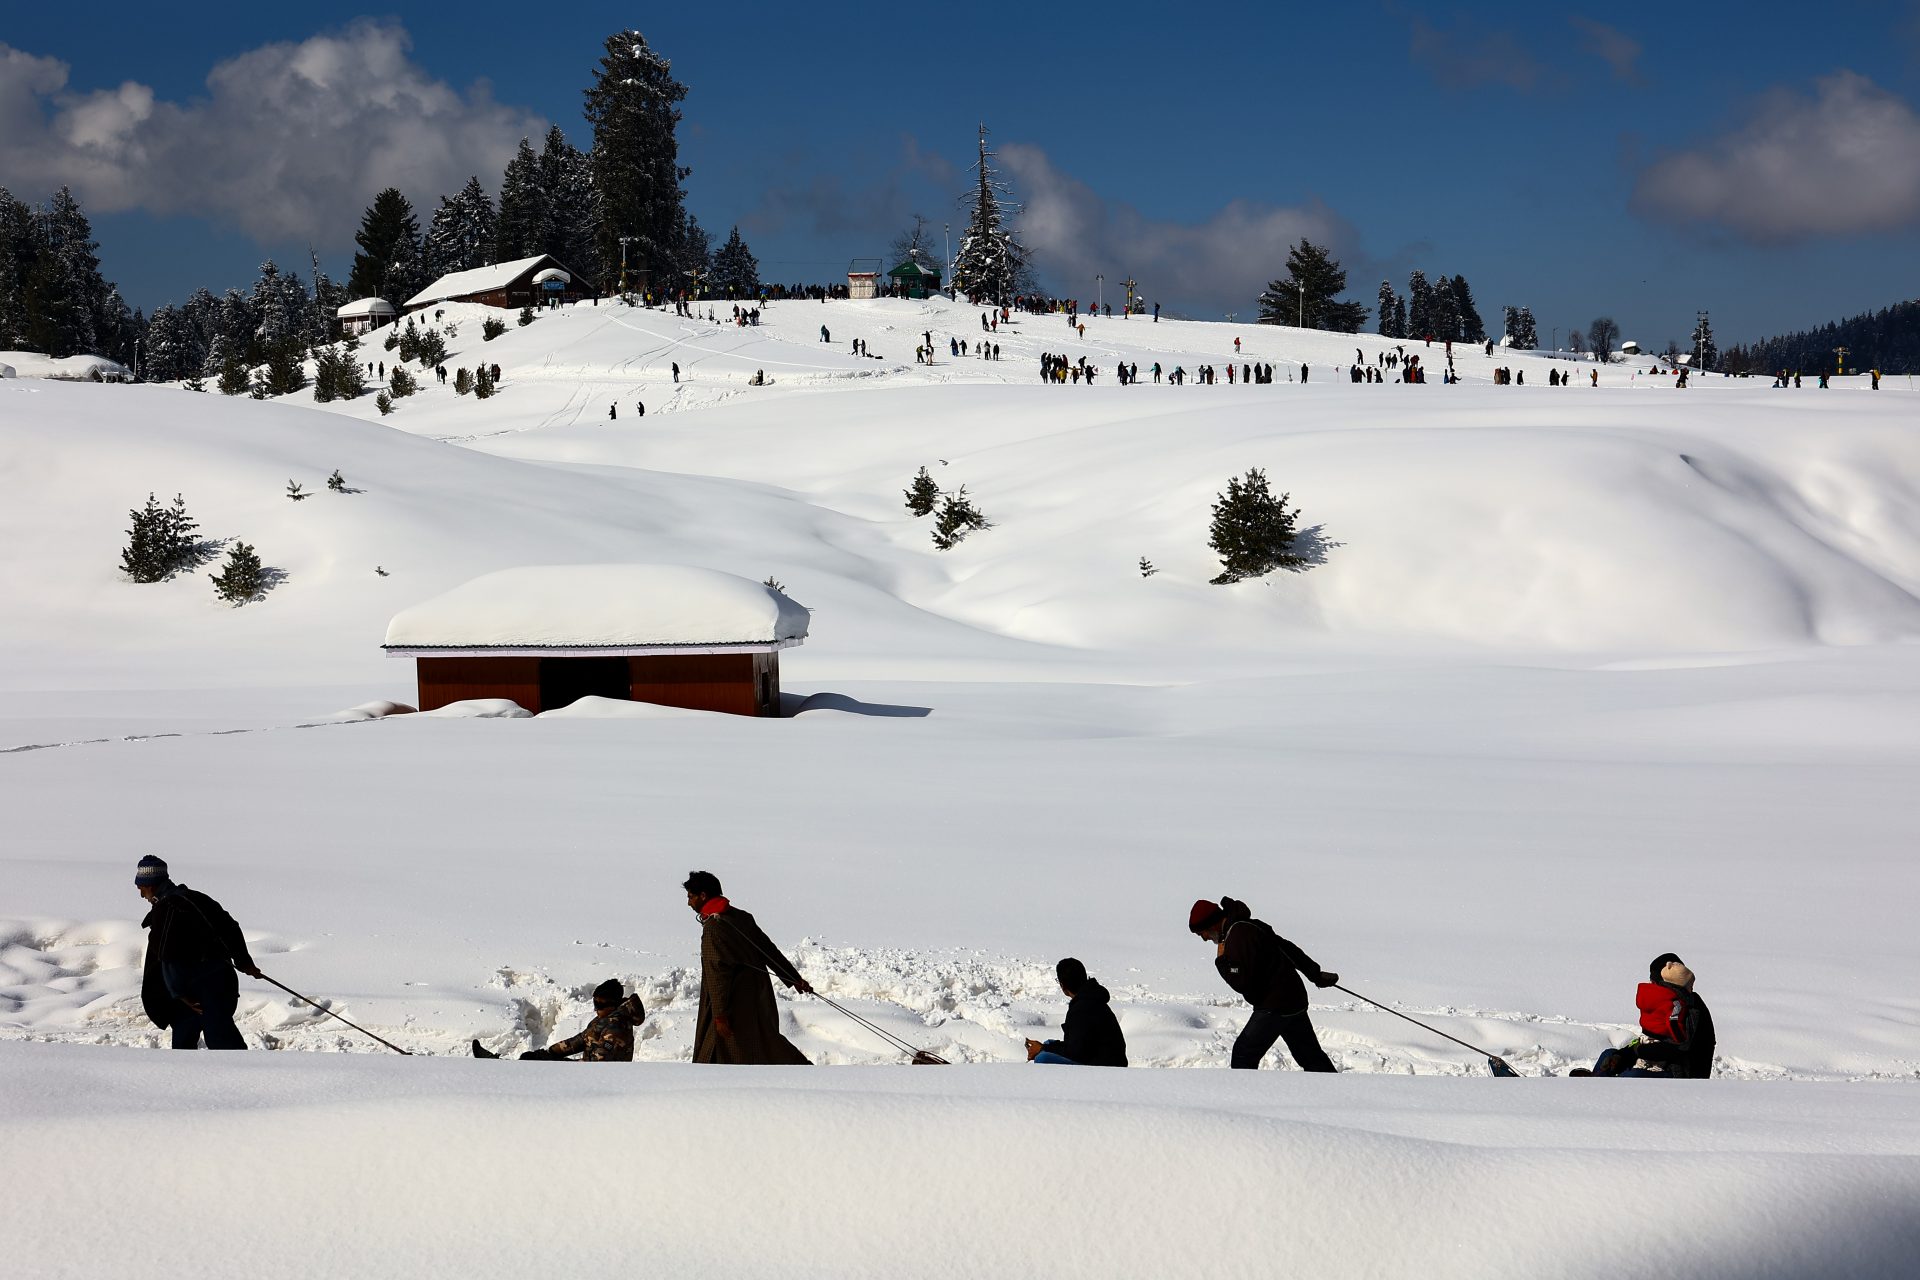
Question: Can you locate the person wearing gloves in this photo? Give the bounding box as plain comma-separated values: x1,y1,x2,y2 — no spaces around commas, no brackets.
1189,897,1340,1071
135,855,261,1050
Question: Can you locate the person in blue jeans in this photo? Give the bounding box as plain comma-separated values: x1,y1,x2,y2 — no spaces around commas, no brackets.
136,856,262,1049
1024,958,1128,1066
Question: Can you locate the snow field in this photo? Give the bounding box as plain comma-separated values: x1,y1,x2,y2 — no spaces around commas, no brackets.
4,1042,1919,1280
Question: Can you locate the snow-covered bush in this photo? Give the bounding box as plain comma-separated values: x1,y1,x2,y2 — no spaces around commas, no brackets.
1207,468,1303,584
375,391,393,415
517,306,534,327
483,316,506,342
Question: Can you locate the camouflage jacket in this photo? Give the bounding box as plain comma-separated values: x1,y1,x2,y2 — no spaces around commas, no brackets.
547,994,646,1062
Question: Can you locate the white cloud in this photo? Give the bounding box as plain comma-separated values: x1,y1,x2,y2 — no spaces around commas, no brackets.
1567,17,1645,86
1632,71,1920,242
1000,143,1357,315
0,21,545,244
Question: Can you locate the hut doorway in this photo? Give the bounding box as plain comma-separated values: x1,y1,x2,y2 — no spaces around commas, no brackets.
539,656,630,710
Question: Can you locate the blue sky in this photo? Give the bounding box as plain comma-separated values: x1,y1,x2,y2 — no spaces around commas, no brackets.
5,1,1920,348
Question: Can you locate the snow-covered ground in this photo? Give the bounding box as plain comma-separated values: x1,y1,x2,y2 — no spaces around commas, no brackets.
3,296,1917,1275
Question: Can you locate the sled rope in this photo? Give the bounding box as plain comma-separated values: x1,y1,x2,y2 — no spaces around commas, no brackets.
261,974,412,1055
716,916,949,1065
1330,983,1512,1075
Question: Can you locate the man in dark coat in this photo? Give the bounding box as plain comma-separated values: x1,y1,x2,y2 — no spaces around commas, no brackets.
1025,957,1127,1066
1190,897,1339,1071
136,855,261,1049
684,871,813,1065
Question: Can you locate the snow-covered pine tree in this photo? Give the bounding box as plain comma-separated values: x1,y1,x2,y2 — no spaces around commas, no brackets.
1257,240,1368,332
455,367,473,395
474,364,495,399
518,305,534,327
1406,270,1433,340
711,225,760,297
216,353,251,396
161,494,198,566
27,187,111,358
585,31,690,293
348,189,424,309
209,542,265,604
250,260,313,367
0,187,34,350
539,127,601,280
904,466,941,516
675,211,711,294
1393,296,1407,339
1451,275,1486,342
931,487,990,550
1512,306,1538,350
1376,281,1400,338
950,124,1028,306
1207,468,1304,584
495,138,545,262
388,366,418,399
143,305,193,382
424,176,498,279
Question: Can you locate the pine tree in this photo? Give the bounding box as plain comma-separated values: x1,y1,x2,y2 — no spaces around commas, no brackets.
1407,271,1433,340
217,354,251,396
904,466,941,516
1207,468,1303,584
28,187,112,358
1691,311,1718,370
1452,274,1486,343
1138,557,1157,578
347,189,424,308
1511,307,1539,350
1393,297,1407,339
1257,240,1368,332
950,124,1029,306
676,210,711,292
455,367,474,395
0,187,35,350
585,31,690,293
144,305,194,382
120,493,170,582
287,480,307,501
518,305,535,326
424,176,498,279
539,126,601,279
1376,281,1400,338
475,364,495,399
931,488,990,550
376,390,394,415
1430,275,1462,343
327,469,347,492
495,138,545,262
711,225,760,297
388,366,418,399
210,542,266,604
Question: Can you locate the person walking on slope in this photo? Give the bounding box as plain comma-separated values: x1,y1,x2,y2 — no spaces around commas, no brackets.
1574,953,1716,1078
1025,958,1128,1066
685,871,814,1065
136,856,262,1050
473,979,646,1060
1189,897,1339,1071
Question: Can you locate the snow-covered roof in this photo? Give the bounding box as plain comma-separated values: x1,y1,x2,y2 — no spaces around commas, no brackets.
383,565,810,652
531,268,570,284
404,255,552,309
337,298,397,318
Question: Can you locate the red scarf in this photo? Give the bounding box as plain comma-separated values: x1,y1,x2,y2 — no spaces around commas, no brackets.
698,896,730,919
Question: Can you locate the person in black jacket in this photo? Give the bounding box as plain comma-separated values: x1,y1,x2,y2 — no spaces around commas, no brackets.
1190,897,1339,1071
1575,953,1717,1078
1025,958,1127,1066
135,856,261,1049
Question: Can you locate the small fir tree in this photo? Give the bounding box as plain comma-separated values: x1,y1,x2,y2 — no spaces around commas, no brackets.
217,357,250,396
931,488,990,550
183,373,206,393
1207,468,1303,584
416,330,447,368
120,493,170,582
327,469,347,493
483,316,507,341
388,366,418,399
454,367,473,396
1376,281,1400,338
1139,556,1157,577
210,542,265,604
904,466,941,516
474,364,495,399
517,306,534,327
286,480,307,501
711,225,760,296
376,391,394,415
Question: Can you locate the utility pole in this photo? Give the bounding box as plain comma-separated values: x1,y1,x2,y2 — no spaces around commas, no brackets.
1834,345,1849,375
1123,277,1137,317
944,222,951,298
1696,309,1711,372
1096,274,1103,311
618,235,637,296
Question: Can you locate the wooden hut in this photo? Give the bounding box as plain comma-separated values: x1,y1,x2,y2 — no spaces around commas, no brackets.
405,254,599,314
847,258,882,300
383,566,808,716
336,297,397,336
887,257,942,299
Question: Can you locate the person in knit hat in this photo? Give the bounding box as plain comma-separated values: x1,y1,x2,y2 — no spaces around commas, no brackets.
472,978,647,1061
135,856,262,1050
1189,897,1340,1071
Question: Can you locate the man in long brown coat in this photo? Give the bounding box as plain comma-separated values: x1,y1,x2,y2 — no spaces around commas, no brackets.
684,870,814,1065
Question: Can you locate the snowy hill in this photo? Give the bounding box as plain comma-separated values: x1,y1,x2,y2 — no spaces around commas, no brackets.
4,297,1919,1278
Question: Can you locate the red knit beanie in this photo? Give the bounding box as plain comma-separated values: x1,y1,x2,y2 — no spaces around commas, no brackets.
1188,899,1224,934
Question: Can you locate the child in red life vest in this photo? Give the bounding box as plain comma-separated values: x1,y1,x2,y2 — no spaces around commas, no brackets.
1575,953,1717,1078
